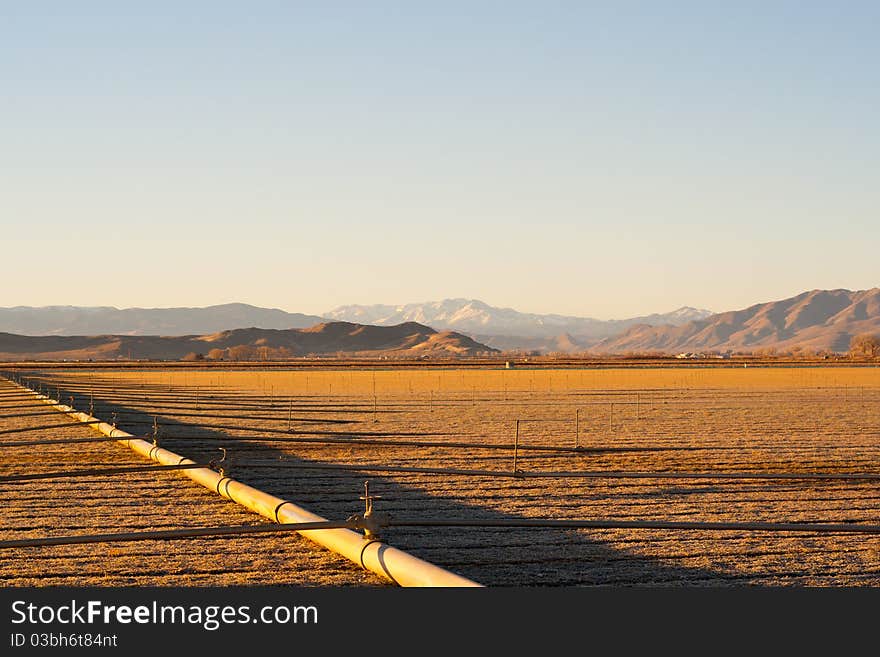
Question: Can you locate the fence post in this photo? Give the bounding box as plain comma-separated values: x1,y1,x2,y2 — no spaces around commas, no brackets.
513,419,520,473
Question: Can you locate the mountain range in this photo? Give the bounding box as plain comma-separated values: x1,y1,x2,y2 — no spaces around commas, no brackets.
0,303,323,336
0,322,494,361
595,288,880,354
1,289,877,357
324,299,711,341
0,300,710,343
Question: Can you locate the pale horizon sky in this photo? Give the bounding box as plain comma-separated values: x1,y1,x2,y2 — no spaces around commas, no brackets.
3,2,878,320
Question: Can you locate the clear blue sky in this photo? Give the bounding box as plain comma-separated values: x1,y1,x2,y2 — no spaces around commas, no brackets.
2,2,878,318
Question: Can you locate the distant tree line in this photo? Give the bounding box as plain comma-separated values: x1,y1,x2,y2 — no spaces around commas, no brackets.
180,347,495,361
849,333,880,359
498,341,880,360
182,346,296,361
178,337,878,362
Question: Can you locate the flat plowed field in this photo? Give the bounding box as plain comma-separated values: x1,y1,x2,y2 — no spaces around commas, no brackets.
3,365,878,586
0,380,386,587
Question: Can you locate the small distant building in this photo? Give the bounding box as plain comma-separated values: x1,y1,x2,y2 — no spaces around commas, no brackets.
505,361,514,369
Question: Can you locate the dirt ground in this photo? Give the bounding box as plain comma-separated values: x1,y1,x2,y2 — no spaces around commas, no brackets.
0,379,386,587
2,365,879,586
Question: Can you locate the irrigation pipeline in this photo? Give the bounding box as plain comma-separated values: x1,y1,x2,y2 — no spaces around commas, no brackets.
4,516,880,550
2,376,481,587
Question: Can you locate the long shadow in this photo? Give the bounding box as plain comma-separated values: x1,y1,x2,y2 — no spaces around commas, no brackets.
38,375,733,587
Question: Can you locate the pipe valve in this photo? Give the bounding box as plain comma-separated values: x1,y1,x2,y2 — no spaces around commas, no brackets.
348,481,391,540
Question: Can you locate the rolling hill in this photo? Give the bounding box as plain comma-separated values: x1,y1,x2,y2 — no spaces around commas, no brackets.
0,322,496,361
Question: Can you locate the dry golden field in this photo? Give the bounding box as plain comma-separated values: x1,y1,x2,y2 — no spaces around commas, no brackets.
2,364,879,586
0,379,386,587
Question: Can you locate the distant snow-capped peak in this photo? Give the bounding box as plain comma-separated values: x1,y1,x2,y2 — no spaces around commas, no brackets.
324,299,711,338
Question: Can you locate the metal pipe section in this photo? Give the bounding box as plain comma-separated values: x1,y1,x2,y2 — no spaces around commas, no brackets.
12,380,481,588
